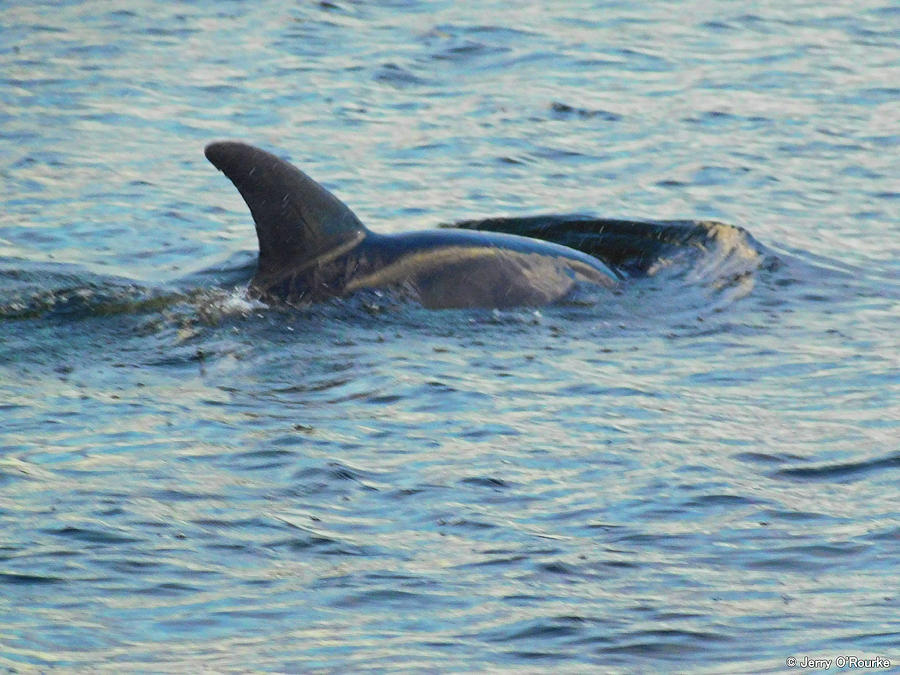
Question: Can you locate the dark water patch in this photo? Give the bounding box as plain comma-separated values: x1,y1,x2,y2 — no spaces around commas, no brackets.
148,488,218,502
362,571,424,583
542,506,615,525
437,518,497,530
761,509,837,522
388,487,426,499
0,571,64,585
682,494,757,508
592,628,733,659
197,83,241,96
587,626,735,661
734,451,805,465
455,554,529,569
701,19,739,33
271,377,354,397
424,23,537,53
325,461,381,483
8,547,83,563
854,87,900,105
204,543,261,556
496,155,530,166
656,178,686,189
133,581,201,596
45,526,140,545
288,463,382,494
560,383,650,397
231,450,297,472
504,650,566,661
266,527,383,557
747,542,868,572
459,476,510,489
550,102,622,122
191,516,288,532
64,42,125,59
138,347,208,369
536,560,581,576
847,631,900,648
143,25,198,40
863,526,900,542
459,424,520,439
772,452,900,482
154,616,224,635
102,558,164,574
789,543,867,558
485,617,590,642
212,607,289,622
235,447,297,458
593,46,671,73
654,612,706,622
593,559,640,571
690,164,752,187
267,533,340,552
374,63,429,88
612,532,681,548
638,629,731,644
502,593,543,603
595,640,713,659
366,393,404,405
318,1,346,13
430,39,509,63
586,522,626,532
531,145,591,161
335,588,437,608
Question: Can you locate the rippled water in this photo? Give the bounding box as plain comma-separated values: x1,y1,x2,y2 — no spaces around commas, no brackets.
2,1,898,671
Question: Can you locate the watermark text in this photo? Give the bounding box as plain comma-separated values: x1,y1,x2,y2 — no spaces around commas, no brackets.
785,655,891,670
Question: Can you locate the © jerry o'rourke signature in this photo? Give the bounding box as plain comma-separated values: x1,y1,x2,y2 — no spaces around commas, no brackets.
785,655,891,669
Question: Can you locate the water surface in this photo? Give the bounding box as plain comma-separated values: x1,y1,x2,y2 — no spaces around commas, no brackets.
1,1,898,671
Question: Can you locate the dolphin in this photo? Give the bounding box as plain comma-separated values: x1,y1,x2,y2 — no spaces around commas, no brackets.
205,142,618,309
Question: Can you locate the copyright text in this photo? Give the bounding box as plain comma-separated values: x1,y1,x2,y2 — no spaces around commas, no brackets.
785,655,891,670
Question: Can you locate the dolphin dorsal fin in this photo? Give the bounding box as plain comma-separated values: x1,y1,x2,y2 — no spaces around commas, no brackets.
205,141,367,273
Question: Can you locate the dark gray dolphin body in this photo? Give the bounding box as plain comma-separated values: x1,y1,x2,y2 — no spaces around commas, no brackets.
205,141,618,309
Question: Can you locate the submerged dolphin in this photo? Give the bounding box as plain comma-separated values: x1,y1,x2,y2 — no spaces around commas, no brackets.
205,142,618,309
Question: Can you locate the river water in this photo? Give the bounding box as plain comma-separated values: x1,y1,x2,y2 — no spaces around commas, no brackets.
1,1,898,671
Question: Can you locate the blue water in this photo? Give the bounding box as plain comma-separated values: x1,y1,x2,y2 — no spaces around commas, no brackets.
2,1,898,671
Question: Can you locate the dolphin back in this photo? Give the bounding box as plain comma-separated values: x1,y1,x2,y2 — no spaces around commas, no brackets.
449,214,759,276
205,142,367,275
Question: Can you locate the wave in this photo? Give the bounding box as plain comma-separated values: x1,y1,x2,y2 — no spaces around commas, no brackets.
0,253,258,322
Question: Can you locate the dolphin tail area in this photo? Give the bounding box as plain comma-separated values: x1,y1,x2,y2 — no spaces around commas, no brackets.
446,214,766,278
